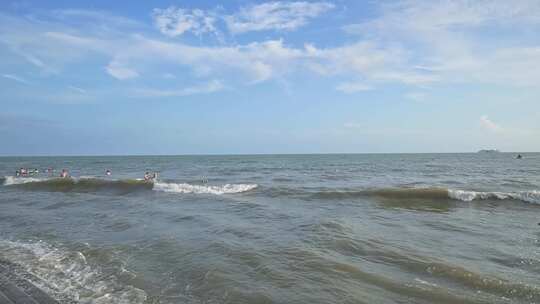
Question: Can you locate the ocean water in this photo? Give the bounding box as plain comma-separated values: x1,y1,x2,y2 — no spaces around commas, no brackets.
0,153,539,304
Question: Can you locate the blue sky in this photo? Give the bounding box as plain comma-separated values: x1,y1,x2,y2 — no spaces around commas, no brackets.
1,0,539,155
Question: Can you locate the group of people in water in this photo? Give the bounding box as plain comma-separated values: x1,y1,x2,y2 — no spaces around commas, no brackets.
15,168,71,178
15,168,40,177
14,168,159,182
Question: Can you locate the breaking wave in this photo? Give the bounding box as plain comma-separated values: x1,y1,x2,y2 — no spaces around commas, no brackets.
0,239,146,304
153,181,258,194
448,189,540,204
2,176,45,185
1,176,257,195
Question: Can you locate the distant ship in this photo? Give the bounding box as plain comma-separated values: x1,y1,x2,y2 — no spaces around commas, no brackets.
478,149,500,153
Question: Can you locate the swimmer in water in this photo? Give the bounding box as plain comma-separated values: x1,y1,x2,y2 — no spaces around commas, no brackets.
60,169,69,178
106,169,112,176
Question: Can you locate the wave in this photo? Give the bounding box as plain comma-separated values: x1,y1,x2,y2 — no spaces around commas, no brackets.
2,176,257,195
448,189,540,204
0,239,146,303
153,181,258,194
2,176,537,203
310,187,540,205
2,176,45,185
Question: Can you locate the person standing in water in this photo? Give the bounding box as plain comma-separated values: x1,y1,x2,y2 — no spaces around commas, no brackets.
106,169,112,176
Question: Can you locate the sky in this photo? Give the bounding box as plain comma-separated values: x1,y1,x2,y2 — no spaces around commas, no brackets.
1,0,539,155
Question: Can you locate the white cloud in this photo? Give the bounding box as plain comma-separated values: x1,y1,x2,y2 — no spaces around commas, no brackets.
132,37,305,83
2,74,29,84
151,2,334,36
225,1,334,33
480,115,503,133
336,82,372,93
152,7,218,37
9,19,304,83
2,17,436,88
106,61,139,80
134,80,224,97
3,2,540,95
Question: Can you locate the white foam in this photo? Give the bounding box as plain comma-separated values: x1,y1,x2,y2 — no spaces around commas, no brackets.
414,278,438,287
153,182,258,195
0,239,147,304
448,189,540,204
2,176,44,185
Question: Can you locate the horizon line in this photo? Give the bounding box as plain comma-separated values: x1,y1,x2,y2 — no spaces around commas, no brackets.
0,151,535,157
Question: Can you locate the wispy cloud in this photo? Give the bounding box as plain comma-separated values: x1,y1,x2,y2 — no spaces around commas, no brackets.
2,74,29,84
134,80,225,97
67,85,86,94
106,61,139,80
303,41,435,87
51,9,143,29
22,53,46,68
152,7,218,37
225,1,334,33
343,0,540,87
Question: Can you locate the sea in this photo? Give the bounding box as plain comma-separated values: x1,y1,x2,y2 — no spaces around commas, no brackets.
0,153,539,304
